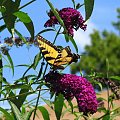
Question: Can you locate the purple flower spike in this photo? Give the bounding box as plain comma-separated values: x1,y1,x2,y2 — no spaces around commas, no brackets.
44,7,87,36
44,71,98,115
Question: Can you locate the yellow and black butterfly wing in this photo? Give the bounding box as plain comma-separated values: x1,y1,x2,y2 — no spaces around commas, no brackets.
37,35,80,70
54,46,73,66
37,35,59,65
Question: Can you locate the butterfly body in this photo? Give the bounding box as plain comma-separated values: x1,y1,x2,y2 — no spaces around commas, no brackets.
37,35,80,70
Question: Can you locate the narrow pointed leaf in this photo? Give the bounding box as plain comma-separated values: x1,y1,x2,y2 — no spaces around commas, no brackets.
14,29,27,44
84,0,94,21
13,11,31,23
33,52,42,69
0,107,14,120
110,76,120,81
13,11,34,38
2,0,21,33
0,24,6,32
9,101,25,120
37,28,55,35
69,36,78,53
38,106,50,120
17,88,29,109
6,52,14,76
0,54,3,96
45,0,67,32
23,108,34,120
54,94,64,120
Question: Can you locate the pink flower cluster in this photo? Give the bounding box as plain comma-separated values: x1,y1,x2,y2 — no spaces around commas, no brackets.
44,7,87,36
44,71,98,115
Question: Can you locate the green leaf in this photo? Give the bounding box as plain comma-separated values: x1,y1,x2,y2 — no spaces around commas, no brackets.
38,106,50,120
13,11,31,23
0,24,6,32
13,11,34,39
24,21,34,39
6,52,14,76
17,88,30,109
0,107,14,120
45,0,67,32
84,0,94,21
33,52,42,69
2,0,21,33
41,97,52,108
102,114,110,120
0,6,6,13
69,36,78,53
71,0,76,9
3,84,30,92
67,100,74,113
23,108,34,120
54,94,64,120
8,91,18,106
9,101,25,120
37,28,55,35
0,54,3,96
14,29,27,44
110,76,120,81
64,34,69,42
64,34,78,53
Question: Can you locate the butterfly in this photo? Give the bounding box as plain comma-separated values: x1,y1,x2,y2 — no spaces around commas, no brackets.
37,35,80,70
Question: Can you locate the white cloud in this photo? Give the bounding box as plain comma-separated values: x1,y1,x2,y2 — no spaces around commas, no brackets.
73,21,97,52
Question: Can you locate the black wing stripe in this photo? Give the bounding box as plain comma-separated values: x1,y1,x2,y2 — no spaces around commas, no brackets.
46,57,55,61
40,47,46,50
42,51,50,55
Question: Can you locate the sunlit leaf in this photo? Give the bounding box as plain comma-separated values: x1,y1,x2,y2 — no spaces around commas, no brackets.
23,108,34,120
0,6,6,13
9,101,25,120
13,11,31,23
67,100,74,113
0,107,14,120
13,11,34,38
110,76,120,81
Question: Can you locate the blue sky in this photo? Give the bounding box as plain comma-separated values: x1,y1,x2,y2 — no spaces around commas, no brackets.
0,0,120,108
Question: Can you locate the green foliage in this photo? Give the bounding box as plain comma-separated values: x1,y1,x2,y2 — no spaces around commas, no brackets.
38,106,50,120
0,0,119,120
0,107,14,120
54,94,64,120
84,0,94,21
71,30,120,76
112,8,120,35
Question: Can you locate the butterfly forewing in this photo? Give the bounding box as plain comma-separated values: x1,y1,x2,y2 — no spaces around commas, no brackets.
37,35,59,65
37,35,80,70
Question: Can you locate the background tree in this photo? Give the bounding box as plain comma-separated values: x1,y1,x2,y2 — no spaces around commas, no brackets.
112,8,120,35
70,10,120,76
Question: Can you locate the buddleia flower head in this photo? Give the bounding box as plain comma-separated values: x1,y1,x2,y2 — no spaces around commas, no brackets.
44,7,87,36
44,71,98,115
